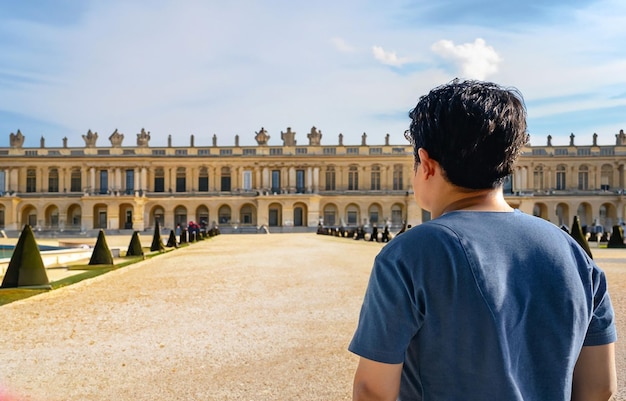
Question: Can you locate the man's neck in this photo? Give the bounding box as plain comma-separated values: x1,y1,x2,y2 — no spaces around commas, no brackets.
434,187,512,218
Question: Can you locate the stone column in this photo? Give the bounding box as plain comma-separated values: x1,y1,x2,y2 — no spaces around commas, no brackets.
314,167,320,193
90,167,96,194
289,167,296,193
262,168,269,191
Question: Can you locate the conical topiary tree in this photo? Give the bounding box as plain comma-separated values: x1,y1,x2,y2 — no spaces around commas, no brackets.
608,225,626,248
166,230,178,248
89,230,114,265
126,231,144,256
0,225,50,288
570,215,593,259
150,220,165,252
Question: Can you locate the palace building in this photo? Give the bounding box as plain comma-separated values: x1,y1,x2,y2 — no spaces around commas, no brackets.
0,126,624,235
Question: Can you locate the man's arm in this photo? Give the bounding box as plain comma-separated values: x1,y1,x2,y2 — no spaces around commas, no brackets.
571,343,616,401
352,357,403,401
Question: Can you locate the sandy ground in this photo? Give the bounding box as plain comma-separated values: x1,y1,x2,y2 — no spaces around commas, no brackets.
0,233,625,401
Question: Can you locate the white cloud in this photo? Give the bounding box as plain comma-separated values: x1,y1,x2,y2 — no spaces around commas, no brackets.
372,45,409,67
431,38,501,80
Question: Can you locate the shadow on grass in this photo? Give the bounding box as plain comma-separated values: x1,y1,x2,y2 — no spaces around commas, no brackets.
0,244,189,306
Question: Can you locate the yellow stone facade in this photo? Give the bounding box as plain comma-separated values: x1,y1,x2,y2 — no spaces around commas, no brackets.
0,127,624,234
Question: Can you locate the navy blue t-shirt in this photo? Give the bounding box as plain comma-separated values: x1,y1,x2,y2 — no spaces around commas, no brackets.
349,210,616,401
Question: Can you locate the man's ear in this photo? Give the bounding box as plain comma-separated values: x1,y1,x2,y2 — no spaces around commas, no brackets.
417,148,437,178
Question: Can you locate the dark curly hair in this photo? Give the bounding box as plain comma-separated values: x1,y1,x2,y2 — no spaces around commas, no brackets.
405,79,529,189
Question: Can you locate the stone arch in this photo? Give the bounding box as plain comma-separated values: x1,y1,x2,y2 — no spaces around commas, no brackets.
345,203,361,226
293,202,307,227
218,204,232,225
575,202,593,230
390,203,404,226
239,203,257,225
20,204,38,228
532,202,549,220
174,205,188,226
92,203,109,229
322,203,338,226
268,202,282,227
196,205,209,227
368,203,383,225
66,204,82,230
599,202,618,230
555,203,570,228
118,202,135,230
149,205,165,228
44,204,60,228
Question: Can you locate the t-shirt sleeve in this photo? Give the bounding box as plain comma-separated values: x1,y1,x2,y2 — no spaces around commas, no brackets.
348,246,422,364
583,265,617,346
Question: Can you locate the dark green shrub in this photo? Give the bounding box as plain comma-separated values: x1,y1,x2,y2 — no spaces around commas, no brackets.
0,225,50,288
89,230,114,265
570,216,593,259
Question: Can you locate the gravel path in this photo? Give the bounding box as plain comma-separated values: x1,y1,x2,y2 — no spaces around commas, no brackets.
0,233,625,400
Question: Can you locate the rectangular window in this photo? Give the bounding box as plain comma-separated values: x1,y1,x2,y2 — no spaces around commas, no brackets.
198,149,211,156
220,149,233,156
348,170,358,191
323,147,336,155
125,170,134,194
26,169,36,193
556,172,566,190
48,173,59,192
154,177,165,192
0,171,5,194
243,149,256,155
99,170,108,194
71,171,81,192
578,172,589,190
271,170,281,193
393,167,403,191
347,211,357,225
243,170,252,191
296,148,307,154
176,176,186,192
152,149,166,156
270,148,283,155
198,176,209,192
325,169,335,191
296,170,305,193
346,147,359,154
369,148,382,155
221,176,231,192
175,149,188,155
371,171,380,190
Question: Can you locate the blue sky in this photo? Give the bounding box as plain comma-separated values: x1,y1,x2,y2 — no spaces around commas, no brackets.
1,0,625,148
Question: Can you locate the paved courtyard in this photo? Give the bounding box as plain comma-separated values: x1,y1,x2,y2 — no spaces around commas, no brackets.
0,233,625,400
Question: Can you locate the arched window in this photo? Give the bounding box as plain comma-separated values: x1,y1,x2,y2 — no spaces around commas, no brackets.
393,165,403,190
325,166,336,191
578,165,589,190
71,168,82,192
221,167,231,192
48,168,59,192
348,165,359,191
370,165,381,190
26,168,36,193
556,165,566,190
533,166,544,190
198,167,209,192
154,168,165,192
176,167,186,192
